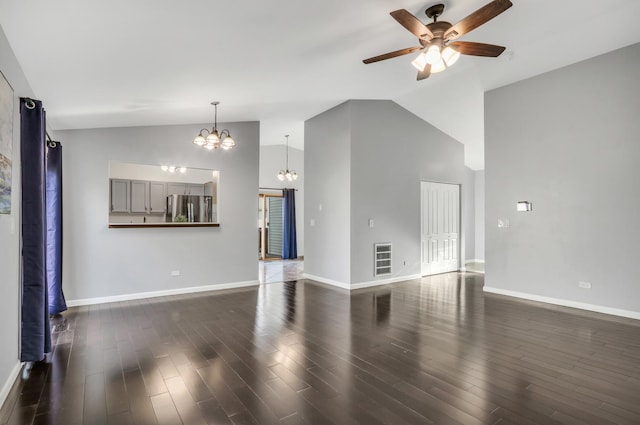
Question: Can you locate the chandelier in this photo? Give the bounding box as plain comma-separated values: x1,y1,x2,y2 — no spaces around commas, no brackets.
193,101,236,150
277,135,298,181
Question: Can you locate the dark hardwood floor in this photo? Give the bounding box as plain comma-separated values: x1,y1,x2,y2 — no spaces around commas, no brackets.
2,272,640,425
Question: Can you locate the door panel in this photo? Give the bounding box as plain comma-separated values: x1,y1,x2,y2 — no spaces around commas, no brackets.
130,180,148,213
149,182,167,213
110,179,129,213
267,197,283,257
421,181,460,276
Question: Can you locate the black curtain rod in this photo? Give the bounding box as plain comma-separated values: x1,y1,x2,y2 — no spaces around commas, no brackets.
259,187,298,191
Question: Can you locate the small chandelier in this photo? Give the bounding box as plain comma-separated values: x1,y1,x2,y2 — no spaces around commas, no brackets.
277,134,298,181
193,101,236,151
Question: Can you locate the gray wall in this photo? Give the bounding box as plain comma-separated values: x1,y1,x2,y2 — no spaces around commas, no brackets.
0,26,35,401
474,170,485,261
259,145,304,256
485,42,640,313
464,167,476,261
305,100,465,286
349,100,465,284
304,102,351,284
56,121,259,302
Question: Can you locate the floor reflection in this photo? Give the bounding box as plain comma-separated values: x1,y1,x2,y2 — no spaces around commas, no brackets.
373,292,391,326
258,259,304,284
284,282,297,323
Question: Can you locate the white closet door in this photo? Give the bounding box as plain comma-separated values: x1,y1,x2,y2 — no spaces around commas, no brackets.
421,181,460,276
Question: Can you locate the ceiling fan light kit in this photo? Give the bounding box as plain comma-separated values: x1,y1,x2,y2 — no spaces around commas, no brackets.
364,0,513,80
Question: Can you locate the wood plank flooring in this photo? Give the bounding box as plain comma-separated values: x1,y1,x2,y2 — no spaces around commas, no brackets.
2,272,640,424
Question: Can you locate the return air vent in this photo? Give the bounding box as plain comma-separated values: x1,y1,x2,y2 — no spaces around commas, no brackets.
374,243,392,276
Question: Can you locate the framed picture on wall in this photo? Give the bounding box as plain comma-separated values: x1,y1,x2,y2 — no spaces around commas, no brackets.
0,69,14,214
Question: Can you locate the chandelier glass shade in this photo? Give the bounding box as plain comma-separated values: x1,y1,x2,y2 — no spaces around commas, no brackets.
277,135,298,182
193,101,236,150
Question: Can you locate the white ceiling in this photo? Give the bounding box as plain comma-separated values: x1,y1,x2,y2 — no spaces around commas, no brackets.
2,0,639,168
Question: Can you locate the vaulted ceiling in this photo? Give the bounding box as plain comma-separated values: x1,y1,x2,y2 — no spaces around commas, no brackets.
2,0,639,168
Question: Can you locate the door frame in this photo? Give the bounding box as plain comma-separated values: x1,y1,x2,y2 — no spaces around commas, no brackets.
258,192,284,261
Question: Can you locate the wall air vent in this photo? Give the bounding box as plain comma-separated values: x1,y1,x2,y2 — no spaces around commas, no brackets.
374,243,392,276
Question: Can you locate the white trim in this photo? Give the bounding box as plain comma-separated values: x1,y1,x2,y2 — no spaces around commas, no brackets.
0,361,23,410
351,274,422,290
303,273,422,291
302,274,350,290
465,259,485,264
66,280,260,307
484,287,640,321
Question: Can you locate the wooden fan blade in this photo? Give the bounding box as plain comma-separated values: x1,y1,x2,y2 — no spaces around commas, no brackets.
449,41,506,57
444,0,513,41
417,64,431,81
390,9,434,40
363,47,421,64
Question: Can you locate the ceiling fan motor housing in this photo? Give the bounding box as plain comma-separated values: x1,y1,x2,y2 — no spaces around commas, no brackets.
426,21,452,39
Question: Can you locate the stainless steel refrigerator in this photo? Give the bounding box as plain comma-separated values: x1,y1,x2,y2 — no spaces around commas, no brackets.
166,195,215,223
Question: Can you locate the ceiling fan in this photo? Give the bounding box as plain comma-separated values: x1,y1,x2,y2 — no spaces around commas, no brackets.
363,0,513,80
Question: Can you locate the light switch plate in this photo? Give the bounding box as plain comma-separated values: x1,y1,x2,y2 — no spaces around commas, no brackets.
368,219,374,228
517,201,532,212
310,219,315,227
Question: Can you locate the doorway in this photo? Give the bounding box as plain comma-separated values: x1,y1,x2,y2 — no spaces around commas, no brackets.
421,181,460,276
258,193,284,260
258,191,304,283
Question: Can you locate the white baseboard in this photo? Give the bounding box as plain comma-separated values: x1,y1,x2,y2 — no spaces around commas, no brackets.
484,286,640,321
351,274,422,290
465,259,485,264
67,280,260,307
0,361,23,411
303,273,422,291
302,274,350,290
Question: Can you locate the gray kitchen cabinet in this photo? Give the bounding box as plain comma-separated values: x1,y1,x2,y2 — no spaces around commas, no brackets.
110,179,130,212
130,180,148,213
149,182,167,213
166,183,204,195
187,184,205,196
167,183,187,195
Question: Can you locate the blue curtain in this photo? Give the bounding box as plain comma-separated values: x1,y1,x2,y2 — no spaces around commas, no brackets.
46,141,66,315
282,188,297,259
20,98,52,361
